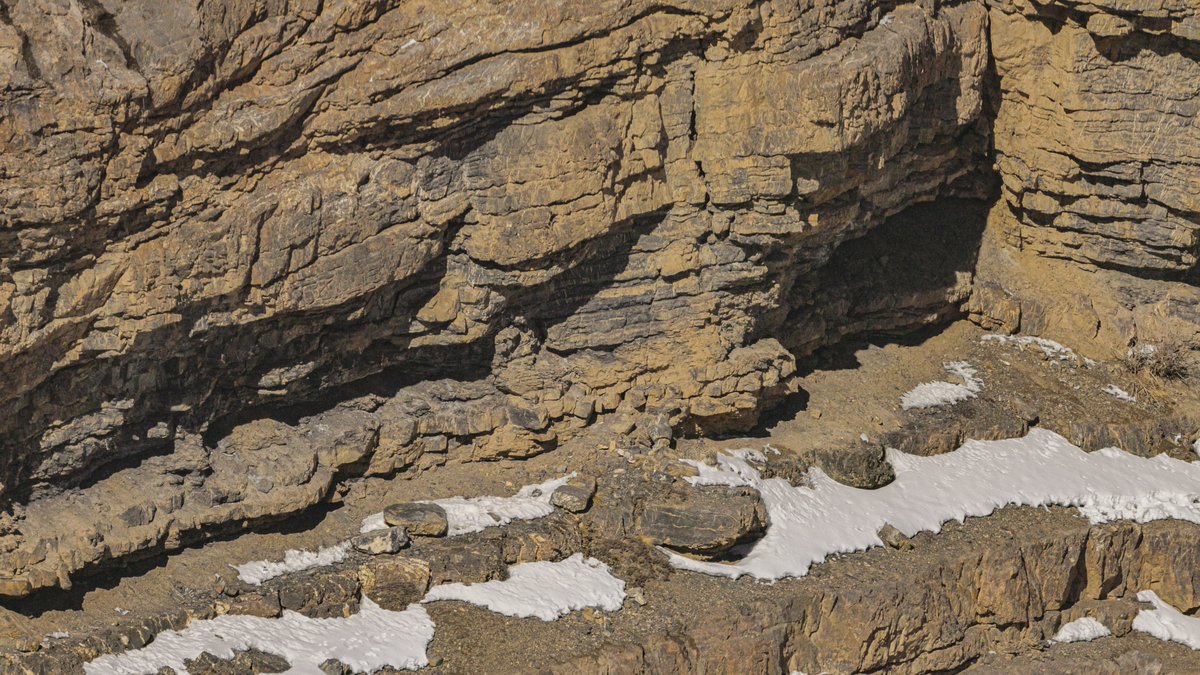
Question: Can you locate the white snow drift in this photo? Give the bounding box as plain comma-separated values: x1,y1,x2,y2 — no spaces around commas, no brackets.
669,428,1200,581
1051,617,1111,643
900,361,982,410
980,333,1090,363
361,473,574,535
423,553,626,621
1133,590,1200,650
233,542,350,585
1102,384,1137,403
88,554,629,674
84,598,434,675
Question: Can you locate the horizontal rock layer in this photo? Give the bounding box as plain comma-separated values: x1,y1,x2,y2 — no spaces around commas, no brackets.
553,514,1200,674
0,0,993,594
0,0,1197,596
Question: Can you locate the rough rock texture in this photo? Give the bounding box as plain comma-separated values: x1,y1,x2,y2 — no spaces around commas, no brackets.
969,0,1200,356
0,0,1196,599
636,485,768,557
0,0,994,595
551,515,1200,675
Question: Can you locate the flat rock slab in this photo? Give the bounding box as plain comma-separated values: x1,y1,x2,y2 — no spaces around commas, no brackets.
637,485,767,557
384,503,449,537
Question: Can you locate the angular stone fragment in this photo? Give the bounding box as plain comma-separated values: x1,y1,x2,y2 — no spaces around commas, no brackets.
878,523,913,551
636,486,768,557
277,570,360,618
383,503,448,537
227,590,283,618
551,475,597,513
351,526,409,555
357,557,432,611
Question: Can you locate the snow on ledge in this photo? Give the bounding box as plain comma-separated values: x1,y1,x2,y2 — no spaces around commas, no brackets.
233,542,351,585
1102,384,1137,403
1133,590,1200,650
422,553,626,621
981,333,1094,364
1051,617,1111,643
668,428,1200,581
900,361,981,410
360,473,575,536
83,598,434,675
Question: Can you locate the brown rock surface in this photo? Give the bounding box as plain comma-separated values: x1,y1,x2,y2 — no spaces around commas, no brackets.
0,0,1196,604
0,0,994,594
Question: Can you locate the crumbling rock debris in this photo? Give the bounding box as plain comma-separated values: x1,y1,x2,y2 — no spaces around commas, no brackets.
351,526,409,555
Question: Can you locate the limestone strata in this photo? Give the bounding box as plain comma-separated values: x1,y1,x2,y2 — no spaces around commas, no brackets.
552,515,1200,675
0,0,991,594
971,0,1200,354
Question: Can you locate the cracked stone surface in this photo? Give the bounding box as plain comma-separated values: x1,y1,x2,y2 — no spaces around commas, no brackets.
0,0,1196,613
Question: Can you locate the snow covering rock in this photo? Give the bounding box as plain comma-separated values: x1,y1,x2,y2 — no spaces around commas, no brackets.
233,543,351,586
422,553,626,621
1101,384,1136,403
1133,590,1200,650
980,334,1087,362
1051,617,1111,643
900,361,982,410
84,598,434,674
669,428,1200,580
362,474,575,536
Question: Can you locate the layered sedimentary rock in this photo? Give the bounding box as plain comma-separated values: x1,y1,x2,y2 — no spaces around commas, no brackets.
970,0,1200,353
2,0,1197,599
0,0,993,594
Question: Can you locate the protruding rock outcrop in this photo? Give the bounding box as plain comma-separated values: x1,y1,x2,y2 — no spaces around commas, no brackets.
0,0,1196,598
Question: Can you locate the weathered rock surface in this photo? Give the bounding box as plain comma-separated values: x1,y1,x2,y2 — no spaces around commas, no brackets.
0,0,1197,600
970,0,1200,357
350,525,408,555
636,486,768,557
551,475,597,513
383,502,448,537
0,0,995,595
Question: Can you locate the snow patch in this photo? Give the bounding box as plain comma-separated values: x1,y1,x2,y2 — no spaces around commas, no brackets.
361,474,575,536
1102,384,1136,403
981,333,1090,363
669,428,1200,581
359,512,387,534
1133,590,1200,650
233,542,350,585
1051,617,1111,643
900,361,982,410
84,598,434,675
423,553,625,621
728,448,767,463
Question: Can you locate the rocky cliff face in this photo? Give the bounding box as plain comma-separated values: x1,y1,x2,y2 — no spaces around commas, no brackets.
0,0,1193,596
970,0,1200,351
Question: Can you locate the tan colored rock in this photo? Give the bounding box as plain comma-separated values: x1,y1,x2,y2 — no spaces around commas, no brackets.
357,557,431,612
0,0,998,596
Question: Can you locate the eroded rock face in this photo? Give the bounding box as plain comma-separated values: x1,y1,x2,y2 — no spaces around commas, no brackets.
1,0,1195,598
970,0,1200,355
0,0,993,594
